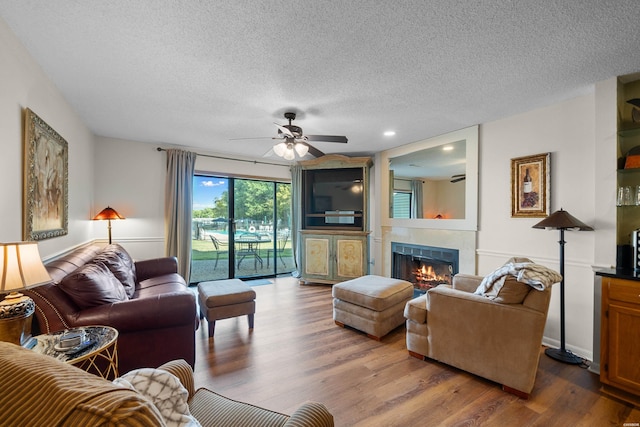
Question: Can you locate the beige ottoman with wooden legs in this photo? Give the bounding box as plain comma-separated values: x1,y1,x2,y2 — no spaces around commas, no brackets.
197,279,256,337
332,275,414,340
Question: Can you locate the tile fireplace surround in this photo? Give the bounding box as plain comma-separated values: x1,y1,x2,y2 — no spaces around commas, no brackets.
380,226,477,277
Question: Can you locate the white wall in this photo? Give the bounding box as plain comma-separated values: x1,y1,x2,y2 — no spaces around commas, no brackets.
477,93,598,360
0,17,95,259
93,137,166,260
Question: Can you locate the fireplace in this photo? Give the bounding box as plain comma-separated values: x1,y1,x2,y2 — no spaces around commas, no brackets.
391,242,459,295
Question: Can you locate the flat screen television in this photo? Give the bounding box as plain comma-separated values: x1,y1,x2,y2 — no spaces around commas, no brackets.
303,168,364,229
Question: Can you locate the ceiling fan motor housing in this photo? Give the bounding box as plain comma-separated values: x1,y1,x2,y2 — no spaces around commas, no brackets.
279,125,303,138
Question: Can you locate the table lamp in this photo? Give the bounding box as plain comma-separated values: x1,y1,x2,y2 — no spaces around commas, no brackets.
532,208,593,364
93,206,125,244
0,242,51,345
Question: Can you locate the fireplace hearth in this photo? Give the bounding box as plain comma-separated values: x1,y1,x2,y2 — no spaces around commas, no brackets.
391,242,459,295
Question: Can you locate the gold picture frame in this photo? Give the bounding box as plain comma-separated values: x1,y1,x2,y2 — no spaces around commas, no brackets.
511,152,550,218
23,108,68,240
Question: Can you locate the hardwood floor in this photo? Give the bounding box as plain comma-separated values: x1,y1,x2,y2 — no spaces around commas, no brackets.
192,276,640,426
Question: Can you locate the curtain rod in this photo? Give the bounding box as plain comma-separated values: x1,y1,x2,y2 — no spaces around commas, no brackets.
156,147,289,168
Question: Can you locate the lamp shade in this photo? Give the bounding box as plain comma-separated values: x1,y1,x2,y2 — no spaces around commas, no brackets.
273,141,287,157
0,242,51,293
532,208,593,231
93,206,125,221
294,142,309,157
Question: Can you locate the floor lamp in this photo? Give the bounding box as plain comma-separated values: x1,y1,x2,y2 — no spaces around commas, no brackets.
93,206,125,244
532,208,593,364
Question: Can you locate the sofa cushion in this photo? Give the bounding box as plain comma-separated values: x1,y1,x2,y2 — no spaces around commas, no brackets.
93,243,137,298
59,262,128,309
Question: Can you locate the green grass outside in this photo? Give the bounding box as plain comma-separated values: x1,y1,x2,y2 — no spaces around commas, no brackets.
191,239,292,261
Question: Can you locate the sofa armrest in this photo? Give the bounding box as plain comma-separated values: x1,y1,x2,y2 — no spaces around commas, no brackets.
452,273,483,293
157,359,196,399
135,257,179,282
283,402,334,427
71,291,196,333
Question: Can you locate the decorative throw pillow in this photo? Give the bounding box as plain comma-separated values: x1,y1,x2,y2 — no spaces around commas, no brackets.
93,244,137,298
114,368,201,427
59,262,128,309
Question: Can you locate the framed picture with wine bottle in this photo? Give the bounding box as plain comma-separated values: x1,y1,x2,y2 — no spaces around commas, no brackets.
511,152,550,218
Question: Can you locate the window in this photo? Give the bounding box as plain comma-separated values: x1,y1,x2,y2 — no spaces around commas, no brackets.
393,191,411,218
191,174,292,283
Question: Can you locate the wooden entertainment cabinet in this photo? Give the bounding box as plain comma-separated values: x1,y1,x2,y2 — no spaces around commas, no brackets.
298,155,372,285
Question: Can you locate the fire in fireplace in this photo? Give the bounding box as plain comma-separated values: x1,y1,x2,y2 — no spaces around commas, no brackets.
391,242,459,295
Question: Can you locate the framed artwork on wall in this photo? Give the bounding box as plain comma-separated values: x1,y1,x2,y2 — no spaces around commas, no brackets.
23,108,69,240
511,152,550,218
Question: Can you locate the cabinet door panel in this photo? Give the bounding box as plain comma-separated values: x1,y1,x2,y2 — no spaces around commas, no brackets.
304,238,330,276
608,302,640,392
336,238,364,279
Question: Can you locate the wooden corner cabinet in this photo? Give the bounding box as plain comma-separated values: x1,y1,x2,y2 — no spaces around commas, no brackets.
298,155,372,285
616,74,640,268
600,275,640,405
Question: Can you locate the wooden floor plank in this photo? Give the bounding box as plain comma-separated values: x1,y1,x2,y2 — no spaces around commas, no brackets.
192,276,639,426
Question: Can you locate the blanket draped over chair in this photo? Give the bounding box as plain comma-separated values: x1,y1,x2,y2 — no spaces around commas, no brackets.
475,262,563,296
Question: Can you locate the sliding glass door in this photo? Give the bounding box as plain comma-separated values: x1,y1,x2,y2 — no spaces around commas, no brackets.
190,175,292,284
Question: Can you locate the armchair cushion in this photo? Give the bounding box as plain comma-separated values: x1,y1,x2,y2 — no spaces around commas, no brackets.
59,261,128,309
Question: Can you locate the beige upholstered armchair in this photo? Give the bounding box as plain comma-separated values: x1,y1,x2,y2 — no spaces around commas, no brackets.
404,260,560,399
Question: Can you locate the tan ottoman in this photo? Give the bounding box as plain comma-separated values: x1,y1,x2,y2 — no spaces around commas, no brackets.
332,275,413,340
198,279,256,337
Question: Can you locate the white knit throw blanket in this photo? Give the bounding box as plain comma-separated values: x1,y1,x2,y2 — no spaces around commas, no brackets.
474,262,562,295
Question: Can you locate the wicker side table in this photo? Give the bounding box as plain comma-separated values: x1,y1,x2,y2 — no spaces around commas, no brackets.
30,325,119,380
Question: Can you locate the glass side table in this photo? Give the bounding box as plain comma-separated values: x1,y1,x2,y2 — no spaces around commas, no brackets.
29,325,119,380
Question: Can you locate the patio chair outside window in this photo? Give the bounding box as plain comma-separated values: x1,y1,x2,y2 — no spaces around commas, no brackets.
210,235,228,269
267,231,289,268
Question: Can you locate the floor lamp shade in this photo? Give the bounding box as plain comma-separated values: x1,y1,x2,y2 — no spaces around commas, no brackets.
0,242,51,345
93,206,125,244
532,208,593,364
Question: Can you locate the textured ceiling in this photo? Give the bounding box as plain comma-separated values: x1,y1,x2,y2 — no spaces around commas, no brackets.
2,1,640,162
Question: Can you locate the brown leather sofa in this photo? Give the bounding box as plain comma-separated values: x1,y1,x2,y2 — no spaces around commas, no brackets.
25,244,198,373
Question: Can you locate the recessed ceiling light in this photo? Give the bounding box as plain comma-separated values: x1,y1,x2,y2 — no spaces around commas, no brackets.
442,145,454,151
384,131,396,136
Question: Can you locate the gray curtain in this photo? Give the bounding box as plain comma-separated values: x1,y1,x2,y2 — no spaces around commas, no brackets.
164,149,197,281
290,164,303,277
411,179,424,219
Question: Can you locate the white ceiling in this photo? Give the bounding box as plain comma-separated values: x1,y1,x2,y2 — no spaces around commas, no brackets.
2,1,640,162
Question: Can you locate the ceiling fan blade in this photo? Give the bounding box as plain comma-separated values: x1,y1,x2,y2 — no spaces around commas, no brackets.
299,141,324,158
304,135,348,144
262,147,276,157
274,122,294,138
229,136,273,141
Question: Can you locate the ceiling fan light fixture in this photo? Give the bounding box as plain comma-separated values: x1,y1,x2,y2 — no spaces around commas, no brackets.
283,145,295,160
273,141,288,157
294,143,309,157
